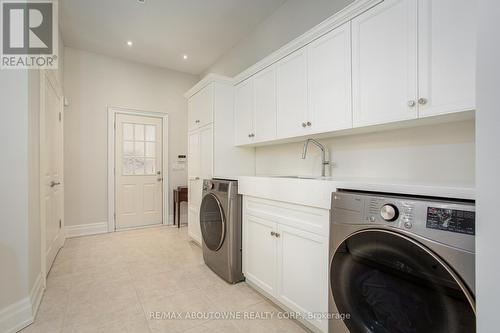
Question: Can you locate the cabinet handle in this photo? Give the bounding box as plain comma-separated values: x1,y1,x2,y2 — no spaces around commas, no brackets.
270,231,276,237
407,100,416,107
306,121,311,127
302,122,307,128
418,98,428,105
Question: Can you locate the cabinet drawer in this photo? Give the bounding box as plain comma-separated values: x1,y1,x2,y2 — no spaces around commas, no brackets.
244,196,329,236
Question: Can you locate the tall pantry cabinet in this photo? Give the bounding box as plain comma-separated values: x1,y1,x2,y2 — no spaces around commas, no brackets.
185,75,255,244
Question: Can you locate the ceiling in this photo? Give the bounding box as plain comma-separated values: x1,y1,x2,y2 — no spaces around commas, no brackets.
60,0,286,75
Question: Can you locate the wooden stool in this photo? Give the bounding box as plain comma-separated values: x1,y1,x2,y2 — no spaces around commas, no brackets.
173,186,188,228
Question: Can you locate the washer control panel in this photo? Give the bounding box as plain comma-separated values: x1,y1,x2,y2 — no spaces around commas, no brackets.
332,191,475,252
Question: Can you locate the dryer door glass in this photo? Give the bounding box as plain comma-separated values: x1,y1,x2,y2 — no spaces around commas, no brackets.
330,229,475,333
200,193,226,251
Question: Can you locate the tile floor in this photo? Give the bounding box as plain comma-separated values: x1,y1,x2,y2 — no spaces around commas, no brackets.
21,226,309,333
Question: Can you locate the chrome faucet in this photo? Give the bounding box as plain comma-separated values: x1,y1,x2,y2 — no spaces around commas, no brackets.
302,139,330,177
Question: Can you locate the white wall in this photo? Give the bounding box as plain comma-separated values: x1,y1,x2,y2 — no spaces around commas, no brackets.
206,0,354,77
0,71,30,311
256,120,475,186
476,0,500,331
63,47,198,227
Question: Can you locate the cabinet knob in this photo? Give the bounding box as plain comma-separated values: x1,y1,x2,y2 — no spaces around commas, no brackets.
302,122,307,128
306,121,311,127
275,232,280,238
248,134,252,138
407,100,416,107
195,120,200,123
270,231,276,237
418,98,428,105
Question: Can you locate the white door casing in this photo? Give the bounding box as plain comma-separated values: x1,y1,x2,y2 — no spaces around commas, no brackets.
115,114,163,229
40,70,65,277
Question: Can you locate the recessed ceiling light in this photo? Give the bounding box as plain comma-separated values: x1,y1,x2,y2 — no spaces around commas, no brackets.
182,54,188,60
127,41,133,46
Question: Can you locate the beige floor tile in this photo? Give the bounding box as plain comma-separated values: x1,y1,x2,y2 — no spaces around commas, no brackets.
20,226,311,333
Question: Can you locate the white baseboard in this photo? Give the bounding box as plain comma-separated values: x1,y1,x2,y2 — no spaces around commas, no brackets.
65,221,108,238
0,273,45,333
30,273,44,319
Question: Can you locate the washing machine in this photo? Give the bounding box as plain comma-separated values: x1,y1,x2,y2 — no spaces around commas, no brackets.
200,179,244,284
329,190,476,333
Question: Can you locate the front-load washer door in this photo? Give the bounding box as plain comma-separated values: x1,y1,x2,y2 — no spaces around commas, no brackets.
200,193,226,251
330,229,475,333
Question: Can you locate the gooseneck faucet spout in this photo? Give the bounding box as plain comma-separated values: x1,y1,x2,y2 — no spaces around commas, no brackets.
302,139,330,177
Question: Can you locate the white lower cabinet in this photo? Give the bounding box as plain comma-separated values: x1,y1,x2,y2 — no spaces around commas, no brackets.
243,196,329,333
277,224,328,332
187,203,201,244
243,215,277,295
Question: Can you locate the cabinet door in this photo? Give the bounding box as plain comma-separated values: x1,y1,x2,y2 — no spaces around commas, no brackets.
254,65,277,142
199,125,213,181
418,0,476,117
276,224,328,332
234,78,255,145
187,131,200,180
188,204,201,244
352,0,418,127
308,22,352,134
188,84,214,131
243,214,277,295
277,48,308,138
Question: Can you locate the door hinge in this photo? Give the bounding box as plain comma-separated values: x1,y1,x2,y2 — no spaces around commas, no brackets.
58,112,62,122
59,219,62,229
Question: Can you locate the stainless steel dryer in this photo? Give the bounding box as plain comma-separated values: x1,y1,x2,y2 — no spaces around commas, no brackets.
200,179,244,284
329,190,476,333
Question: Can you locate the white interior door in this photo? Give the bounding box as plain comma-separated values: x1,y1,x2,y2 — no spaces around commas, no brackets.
115,114,163,229
42,73,64,275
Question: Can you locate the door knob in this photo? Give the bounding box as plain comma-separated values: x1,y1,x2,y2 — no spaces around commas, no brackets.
418,98,428,105
50,181,61,188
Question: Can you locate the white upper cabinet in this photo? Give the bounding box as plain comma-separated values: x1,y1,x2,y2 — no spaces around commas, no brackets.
307,21,352,134
234,65,277,145
234,78,255,145
277,48,308,138
417,0,476,117
254,66,277,142
188,84,214,131
352,0,418,127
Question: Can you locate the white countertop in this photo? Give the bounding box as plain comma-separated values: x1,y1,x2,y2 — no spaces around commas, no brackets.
237,176,475,210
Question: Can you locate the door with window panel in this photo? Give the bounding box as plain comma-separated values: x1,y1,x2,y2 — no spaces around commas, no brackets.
115,114,163,229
